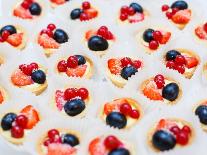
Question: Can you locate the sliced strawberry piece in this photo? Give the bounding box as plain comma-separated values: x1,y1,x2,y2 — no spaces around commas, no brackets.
84,8,98,19
143,80,163,101
156,119,177,130
6,33,23,47
0,91,3,104
159,31,171,44
13,6,33,19
85,30,97,40
55,90,65,111
50,0,66,5
38,34,60,49
104,99,128,115
184,56,199,69
66,65,87,77
195,26,207,39
108,59,122,75
128,13,144,23
47,143,77,155
20,105,40,129
11,69,33,86
171,9,191,24
89,137,106,155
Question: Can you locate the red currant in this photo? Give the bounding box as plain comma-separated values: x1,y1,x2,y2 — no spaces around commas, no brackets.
82,1,91,10
172,8,179,15
175,65,185,74
15,115,28,129
120,103,132,115
67,56,78,68
80,13,89,21
11,126,24,138
133,60,142,69
64,88,77,100
170,125,180,135
1,30,10,41
120,6,129,14
97,27,107,38
120,13,128,21
161,5,169,12
152,31,163,42
104,135,122,150
127,7,135,16
175,55,186,65
203,23,207,33
30,62,39,71
166,12,173,19
130,109,140,119
120,57,132,67
48,129,59,140
149,40,159,50
154,74,165,82
176,131,189,145
22,65,33,76
47,24,56,31
182,125,191,135
77,88,89,100
155,80,165,89
21,1,30,9
44,139,51,146
166,61,175,69
0,37,4,42
51,136,62,143
57,60,67,72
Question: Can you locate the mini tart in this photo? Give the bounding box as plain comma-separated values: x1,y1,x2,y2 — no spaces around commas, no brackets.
56,55,94,79
50,0,68,8
37,128,80,155
194,101,207,131
106,57,142,88
0,55,4,65
0,86,9,105
52,87,90,118
202,62,207,80
164,49,199,79
100,98,142,129
141,75,182,104
148,118,194,152
88,135,132,155
10,64,48,95
0,105,40,145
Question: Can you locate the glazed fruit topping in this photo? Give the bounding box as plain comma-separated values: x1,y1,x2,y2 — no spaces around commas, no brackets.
11,126,24,138
19,62,39,76
97,26,114,40
88,35,109,51
154,74,165,89
20,0,42,16
195,105,207,125
64,87,89,101
62,133,79,147
120,103,140,119
162,83,179,101
1,113,17,131
195,22,207,40
44,129,62,146
106,112,127,129
104,135,122,150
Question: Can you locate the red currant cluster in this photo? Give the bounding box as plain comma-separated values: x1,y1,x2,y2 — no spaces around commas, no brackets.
149,30,166,50
120,103,140,119
79,1,98,21
161,4,179,19
0,30,11,42
154,74,165,89
44,129,62,146
57,55,80,72
21,0,33,9
166,55,186,74
103,135,123,150
64,87,89,101
120,57,142,69
19,62,39,76
120,5,136,21
40,23,56,38
97,26,114,40
169,125,191,145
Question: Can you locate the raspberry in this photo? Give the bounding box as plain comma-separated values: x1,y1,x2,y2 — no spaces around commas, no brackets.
104,136,121,150
120,6,129,14
77,88,89,100
127,7,135,16
120,57,132,67
64,88,77,100
133,60,142,69
166,61,175,69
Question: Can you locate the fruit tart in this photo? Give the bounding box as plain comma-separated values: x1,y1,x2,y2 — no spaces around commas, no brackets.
148,118,194,151
119,2,147,24
194,101,207,131
13,0,43,20
85,26,115,56
164,49,199,79
89,135,132,155
107,57,142,87
0,105,40,144
50,0,69,8
37,23,69,57
11,62,48,95
0,86,9,105
100,98,142,129
53,87,90,117
56,55,93,79
141,74,181,104
0,25,27,50
161,1,191,30
70,1,98,22
37,128,80,155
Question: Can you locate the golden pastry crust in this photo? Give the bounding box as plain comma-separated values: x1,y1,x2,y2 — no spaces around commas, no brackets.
0,55,4,65
202,62,207,81
0,86,9,104
106,69,126,88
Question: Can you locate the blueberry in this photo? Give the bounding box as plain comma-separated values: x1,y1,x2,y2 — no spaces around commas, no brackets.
62,133,79,147
75,55,86,65
106,112,127,129
121,66,138,80
70,8,83,20
0,25,17,35
88,36,109,51
1,113,17,131
171,1,188,10
162,83,179,101
166,50,181,61
108,148,130,155
143,29,154,43
29,2,41,15
195,105,207,125
152,130,176,151
31,70,46,84
129,3,143,13
64,99,85,116
53,29,69,44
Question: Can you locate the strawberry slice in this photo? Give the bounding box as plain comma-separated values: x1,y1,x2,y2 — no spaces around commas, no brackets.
20,105,40,129
55,90,65,111
159,32,171,44
47,143,77,155
0,91,3,104
143,80,163,101
195,26,207,39
6,33,23,47
156,119,177,130
89,138,106,155
38,34,60,49
108,59,122,75
128,13,144,23
84,8,98,19
66,65,87,77
171,9,191,24
50,0,66,5
104,99,128,115
85,30,97,40
11,69,33,86
13,6,33,19
184,56,199,69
